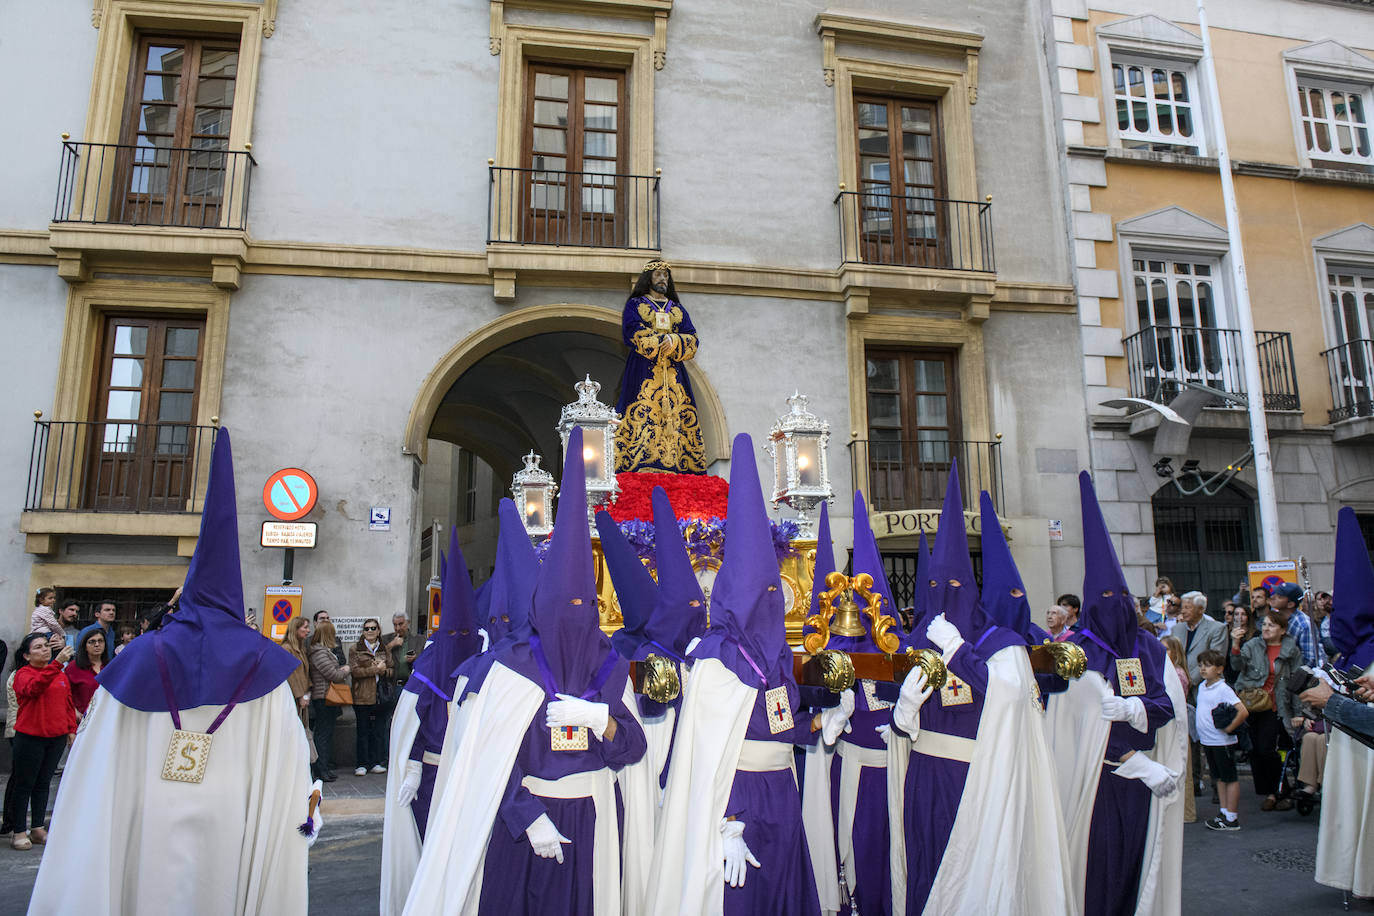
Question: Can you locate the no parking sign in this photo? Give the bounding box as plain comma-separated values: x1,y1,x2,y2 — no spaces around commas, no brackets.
263,468,318,521
263,585,303,640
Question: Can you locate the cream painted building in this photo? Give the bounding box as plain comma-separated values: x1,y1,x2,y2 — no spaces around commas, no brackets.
1049,0,1374,599
1,0,1091,646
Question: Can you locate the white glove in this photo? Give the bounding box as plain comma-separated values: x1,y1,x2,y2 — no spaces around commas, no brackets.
892,669,934,735
820,689,856,746
875,724,892,747
546,694,611,739
685,636,702,656
926,614,965,661
1101,695,1148,732
1115,752,1179,798
525,813,572,863
479,628,490,653
396,759,423,807
720,818,761,887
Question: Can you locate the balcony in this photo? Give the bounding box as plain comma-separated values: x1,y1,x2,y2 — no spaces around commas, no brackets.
1122,325,1301,436
484,165,661,301
49,140,255,287
21,420,219,554
1323,339,1374,441
848,438,1004,520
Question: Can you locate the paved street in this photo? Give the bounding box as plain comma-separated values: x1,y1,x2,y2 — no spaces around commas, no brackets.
3,773,1372,914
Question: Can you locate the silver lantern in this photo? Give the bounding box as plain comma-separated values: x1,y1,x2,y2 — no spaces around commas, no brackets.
511,450,557,539
558,375,621,516
766,391,833,538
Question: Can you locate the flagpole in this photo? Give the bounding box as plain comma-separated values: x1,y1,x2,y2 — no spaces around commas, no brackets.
1196,0,1282,559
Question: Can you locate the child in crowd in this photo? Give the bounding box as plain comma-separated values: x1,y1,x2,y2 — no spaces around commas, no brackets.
1161,636,1188,694
1195,648,1248,830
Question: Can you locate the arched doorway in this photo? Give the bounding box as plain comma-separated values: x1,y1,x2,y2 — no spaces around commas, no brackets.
403,304,729,589
1151,481,1257,606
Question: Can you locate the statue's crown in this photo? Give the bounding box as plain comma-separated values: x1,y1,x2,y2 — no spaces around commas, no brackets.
643,258,670,273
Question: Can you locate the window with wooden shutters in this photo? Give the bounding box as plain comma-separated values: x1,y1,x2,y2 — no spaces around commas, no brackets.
854,96,946,268
864,350,960,511
87,315,206,511
522,65,626,245
117,34,239,227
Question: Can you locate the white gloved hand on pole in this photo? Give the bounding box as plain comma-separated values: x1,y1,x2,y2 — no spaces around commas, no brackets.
875,724,892,747
1114,752,1179,798
396,759,423,807
892,669,933,735
720,818,761,887
820,689,856,746
526,813,572,863
1101,695,1148,732
926,613,965,662
479,628,490,653
545,694,611,739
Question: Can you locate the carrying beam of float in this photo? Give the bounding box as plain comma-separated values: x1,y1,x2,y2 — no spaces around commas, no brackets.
1196,0,1282,559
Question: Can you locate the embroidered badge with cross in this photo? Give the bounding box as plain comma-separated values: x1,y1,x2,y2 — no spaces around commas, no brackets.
861,678,893,711
550,724,589,751
1115,658,1146,697
764,685,794,734
939,674,973,707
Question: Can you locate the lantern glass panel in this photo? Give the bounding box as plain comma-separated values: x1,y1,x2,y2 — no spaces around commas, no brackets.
523,486,547,529
582,427,606,480
796,436,820,487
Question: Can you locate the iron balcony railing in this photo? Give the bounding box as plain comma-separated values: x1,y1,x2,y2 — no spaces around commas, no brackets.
1123,325,1300,411
848,438,1004,516
835,191,994,272
54,140,255,230
488,165,659,249
25,420,219,513
1323,338,1374,422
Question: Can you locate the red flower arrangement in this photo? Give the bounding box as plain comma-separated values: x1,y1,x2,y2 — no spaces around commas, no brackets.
607,471,730,523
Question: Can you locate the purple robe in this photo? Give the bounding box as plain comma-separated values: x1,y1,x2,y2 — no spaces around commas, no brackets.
475,647,646,916
897,623,1025,916
828,678,896,916
1074,630,1173,916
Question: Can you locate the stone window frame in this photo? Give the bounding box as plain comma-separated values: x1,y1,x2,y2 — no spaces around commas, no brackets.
1313,224,1374,352
1115,207,1235,339
1094,15,1210,157
1282,41,1374,170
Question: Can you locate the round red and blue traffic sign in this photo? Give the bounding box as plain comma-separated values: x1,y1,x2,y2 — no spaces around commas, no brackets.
263,468,318,522
271,599,294,623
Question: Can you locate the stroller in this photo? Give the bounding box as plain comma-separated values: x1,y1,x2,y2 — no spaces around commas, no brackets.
1278,719,1323,815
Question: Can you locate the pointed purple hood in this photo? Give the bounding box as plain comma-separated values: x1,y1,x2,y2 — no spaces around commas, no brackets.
597,508,659,659
824,491,898,652
99,429,299,711
409,528,482,698
646,488,708,657
526,427,612,688
1333,507,1374,671
803,500,837,630
917,461,988,639
1077,471,1137,659
695,433,792,681
484,498,538,646
978,490,1038,641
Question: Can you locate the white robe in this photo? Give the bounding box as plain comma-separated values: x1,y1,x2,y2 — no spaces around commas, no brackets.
380,689,422,916
1133,664,1187,916
1044,670,1113,913
1316,661,1374,896
29,684,311,916
645,657,755,916
887,646,1076,916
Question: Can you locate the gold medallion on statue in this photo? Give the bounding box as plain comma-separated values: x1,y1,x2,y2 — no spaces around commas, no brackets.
1115,658,1146,696
162,729,213,784
764,685,794,734
653,310,672,332
939,674,974,707
551,724,589,751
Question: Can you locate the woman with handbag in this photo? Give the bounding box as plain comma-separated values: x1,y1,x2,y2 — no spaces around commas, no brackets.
308,619,352,782
350,618,393,776
1231,610,1302,810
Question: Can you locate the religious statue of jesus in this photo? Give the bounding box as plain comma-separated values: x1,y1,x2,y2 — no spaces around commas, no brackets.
614,259,707,474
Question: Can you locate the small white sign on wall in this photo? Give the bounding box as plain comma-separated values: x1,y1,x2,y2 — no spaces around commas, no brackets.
370,507,391,531
1048,519,1063,542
